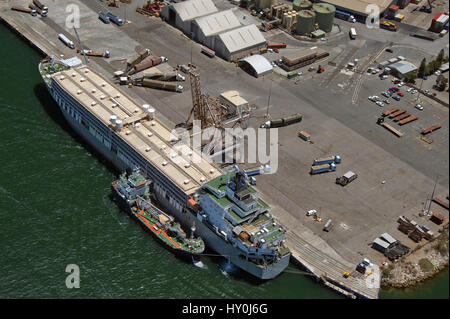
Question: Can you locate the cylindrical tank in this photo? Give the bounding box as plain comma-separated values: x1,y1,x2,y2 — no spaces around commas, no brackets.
282,12,289,27
312,3,335,33
293,0,312,12
296,10,316,35
286,14,293,30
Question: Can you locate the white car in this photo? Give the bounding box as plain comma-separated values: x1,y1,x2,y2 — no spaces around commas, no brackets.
435,70,441,76
376,101,384,107
384,99,391,104
415,104,424,110
398,83,403,87
411,89,418,94
407,87,413,92
307,209,317,216
424,89,430,94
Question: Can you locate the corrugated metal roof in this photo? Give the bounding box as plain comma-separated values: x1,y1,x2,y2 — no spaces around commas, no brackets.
373,238,390,249
172,0,218,22
390,61,417,75
239,55,273,76
218,24,266,54
380,232,397,244
195,9,241,37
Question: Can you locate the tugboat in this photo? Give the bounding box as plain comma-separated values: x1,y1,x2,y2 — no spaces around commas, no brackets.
112,168,205,257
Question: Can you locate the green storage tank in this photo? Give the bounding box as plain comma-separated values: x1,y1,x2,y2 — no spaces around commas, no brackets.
296,10,316,35
293,0,312,12
312,3,335,33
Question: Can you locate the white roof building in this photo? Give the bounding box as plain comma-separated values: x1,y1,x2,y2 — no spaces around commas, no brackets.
215,24,266,61
389,61,417,78
192,9,241,49
380,233,397,245
238,55,273,77
172,0,218,22
161,0,218,35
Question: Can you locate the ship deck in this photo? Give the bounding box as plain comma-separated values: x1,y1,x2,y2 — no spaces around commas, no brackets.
52,66,222,195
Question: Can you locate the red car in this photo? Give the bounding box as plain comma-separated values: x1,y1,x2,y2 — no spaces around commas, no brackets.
397,92,404,97
273,48,279,53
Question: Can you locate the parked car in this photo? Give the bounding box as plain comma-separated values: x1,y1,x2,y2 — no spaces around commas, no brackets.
415,104,424,110
407,87,413,92
397,92,404,97
384,99,391,104
376,101,384,107
411,89,417,94
424,89,430,94
392,95,401,101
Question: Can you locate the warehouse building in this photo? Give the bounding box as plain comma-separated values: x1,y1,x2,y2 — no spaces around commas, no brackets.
389,61,417,79
161,0,218,35
372,237,390,254
192,9,241,49
318,0,396,21
238,55,273,77
215,24,267,62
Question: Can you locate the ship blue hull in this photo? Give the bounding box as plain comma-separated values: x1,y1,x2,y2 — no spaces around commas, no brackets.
43,72,289,280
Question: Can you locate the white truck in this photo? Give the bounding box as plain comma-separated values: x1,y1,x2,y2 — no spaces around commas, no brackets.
349,28,357,40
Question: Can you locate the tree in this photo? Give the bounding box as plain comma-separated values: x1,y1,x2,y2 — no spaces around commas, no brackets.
418,58,427,78
404,72,417,84
436,75,448,91
426,60,440,75
437,49,445,64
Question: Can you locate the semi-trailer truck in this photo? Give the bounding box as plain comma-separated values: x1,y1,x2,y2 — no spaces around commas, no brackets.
106,12,123,26
313,155,341,166
310,163,336,175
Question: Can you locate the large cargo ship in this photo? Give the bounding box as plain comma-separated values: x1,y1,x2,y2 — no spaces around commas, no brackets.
38,56,290,279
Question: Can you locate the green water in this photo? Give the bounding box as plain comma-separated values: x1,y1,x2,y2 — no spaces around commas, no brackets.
0,23,447,299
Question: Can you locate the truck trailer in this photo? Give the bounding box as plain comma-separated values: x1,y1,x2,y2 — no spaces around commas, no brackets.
310,163,336,175
313,155,341,166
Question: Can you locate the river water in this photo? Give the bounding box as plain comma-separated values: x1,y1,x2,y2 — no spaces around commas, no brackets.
0,23,447,299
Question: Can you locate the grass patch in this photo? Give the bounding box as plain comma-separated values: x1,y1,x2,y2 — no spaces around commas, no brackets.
418,258,434,273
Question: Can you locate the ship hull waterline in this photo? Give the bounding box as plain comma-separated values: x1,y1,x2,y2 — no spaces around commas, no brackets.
40,65,290,280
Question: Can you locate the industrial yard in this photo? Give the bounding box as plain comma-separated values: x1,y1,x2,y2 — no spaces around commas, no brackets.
1,0,449,299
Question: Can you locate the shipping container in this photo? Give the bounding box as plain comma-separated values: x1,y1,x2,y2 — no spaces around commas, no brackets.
201,46,215,58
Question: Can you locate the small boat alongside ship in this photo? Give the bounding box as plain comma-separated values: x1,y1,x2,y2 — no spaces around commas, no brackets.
112,169,205,257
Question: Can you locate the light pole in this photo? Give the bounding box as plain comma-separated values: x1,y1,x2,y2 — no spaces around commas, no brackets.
266,76,272,118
